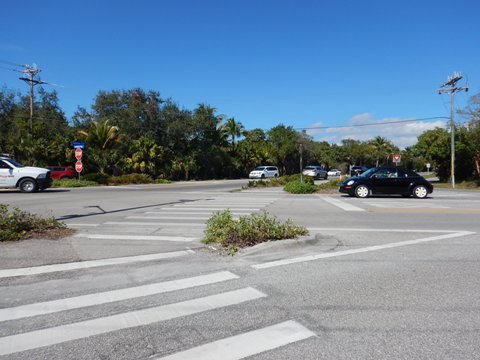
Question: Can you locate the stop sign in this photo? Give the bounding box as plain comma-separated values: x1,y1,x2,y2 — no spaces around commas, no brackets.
75,161,83,173
75,148,83,160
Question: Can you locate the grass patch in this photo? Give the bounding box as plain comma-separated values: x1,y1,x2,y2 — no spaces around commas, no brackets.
244,174,313,189
203,210,308,254
52,179,99,187
0,204,73,241
431,180,480,190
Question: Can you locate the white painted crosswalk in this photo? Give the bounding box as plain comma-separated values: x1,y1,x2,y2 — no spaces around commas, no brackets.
0,193,319,358
157,320,315,360
0,269,315,358
0,250,193,279
0,287,267,356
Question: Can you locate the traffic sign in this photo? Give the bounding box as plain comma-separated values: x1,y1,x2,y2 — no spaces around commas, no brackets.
75,161,83,173
393,154,401,163
74,148,83,160
71,141,86,149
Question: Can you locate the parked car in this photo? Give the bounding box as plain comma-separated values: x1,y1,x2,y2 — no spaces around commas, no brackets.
350,165,368,177
327,169,341,177
302,166,328,180
47,166,76,179
339,166,433,198
249,166,279,179
0,156,52,193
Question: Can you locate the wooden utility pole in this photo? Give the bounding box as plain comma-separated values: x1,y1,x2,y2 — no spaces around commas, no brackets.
438,72,468,188
18,64,44,132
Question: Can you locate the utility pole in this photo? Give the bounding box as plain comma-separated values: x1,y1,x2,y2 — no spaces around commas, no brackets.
438,72,468,188
18,64,44,132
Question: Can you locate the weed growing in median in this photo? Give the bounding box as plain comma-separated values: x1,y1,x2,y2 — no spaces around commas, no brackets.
284,180,318,194
203,210,308,254
0,204,71,241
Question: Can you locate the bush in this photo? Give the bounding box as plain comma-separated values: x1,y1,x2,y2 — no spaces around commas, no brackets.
0,204,68,241
244,174,313,189
203,210,308,254
284,180,318,194
52,179,99,188
317,179,342,190
108,173,155,185
155,178,171,184
83,172,110,185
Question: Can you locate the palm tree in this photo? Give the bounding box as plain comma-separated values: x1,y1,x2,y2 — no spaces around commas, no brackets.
78,119,124,150
369,136,395,166
78,120,125,173
222,117,244,152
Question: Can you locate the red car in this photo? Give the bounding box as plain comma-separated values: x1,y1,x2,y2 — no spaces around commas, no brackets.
46,166,76,179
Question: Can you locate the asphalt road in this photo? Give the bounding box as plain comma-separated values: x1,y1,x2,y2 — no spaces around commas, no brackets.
1,181,479,359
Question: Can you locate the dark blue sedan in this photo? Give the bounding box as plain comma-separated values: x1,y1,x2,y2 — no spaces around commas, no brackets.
339,167,434,198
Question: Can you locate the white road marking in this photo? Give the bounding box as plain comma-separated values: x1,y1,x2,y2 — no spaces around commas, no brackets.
104,221,205,227
308,227,460,233
167,207,261,211
145,211,253,215
74,234,199,242
0,271,239,322
0,287,266,356
157,320,315,360
65,223,99,227
127,216,210,220
0,250,193,279
252,231,475,270
321,197,365,212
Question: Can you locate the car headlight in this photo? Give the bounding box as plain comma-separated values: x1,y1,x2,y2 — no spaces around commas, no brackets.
347,180,355,185
37,173,47,179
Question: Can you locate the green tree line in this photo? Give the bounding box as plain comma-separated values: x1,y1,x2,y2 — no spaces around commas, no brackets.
1,86,479,181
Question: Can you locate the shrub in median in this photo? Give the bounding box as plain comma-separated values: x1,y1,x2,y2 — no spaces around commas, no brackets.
83,172,110,185
203,210,308,254
0,204,70,241
52,179,99,188
284,180,318,194
108,173,155,185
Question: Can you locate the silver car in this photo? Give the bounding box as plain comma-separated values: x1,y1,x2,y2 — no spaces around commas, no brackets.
249,166,279,179
302,166,328,180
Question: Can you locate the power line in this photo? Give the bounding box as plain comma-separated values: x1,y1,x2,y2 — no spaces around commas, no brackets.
295,116,450,131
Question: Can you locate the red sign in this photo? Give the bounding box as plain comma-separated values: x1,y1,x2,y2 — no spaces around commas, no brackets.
393,154,401,163
75,148,83,160
75,161,83,173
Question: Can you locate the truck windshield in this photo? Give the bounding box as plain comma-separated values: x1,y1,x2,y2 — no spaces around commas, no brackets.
6,159,24,168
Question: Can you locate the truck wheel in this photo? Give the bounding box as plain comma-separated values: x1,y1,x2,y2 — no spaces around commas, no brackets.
19,178,38,193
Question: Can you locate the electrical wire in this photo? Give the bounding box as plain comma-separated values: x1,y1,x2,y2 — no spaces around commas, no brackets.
295,117,450,131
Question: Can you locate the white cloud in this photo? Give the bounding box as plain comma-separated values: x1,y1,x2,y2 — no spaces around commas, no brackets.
306,113,447,149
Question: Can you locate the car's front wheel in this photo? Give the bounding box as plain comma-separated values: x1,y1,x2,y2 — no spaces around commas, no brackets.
19,178,38,193
354,184,370,198
412,185,428,198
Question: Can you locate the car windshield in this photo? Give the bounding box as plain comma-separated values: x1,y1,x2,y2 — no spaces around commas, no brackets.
358,167,377,177
304,166,315,170
254,166,266,170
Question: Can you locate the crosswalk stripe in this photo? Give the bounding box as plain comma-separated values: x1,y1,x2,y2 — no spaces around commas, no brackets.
127,216,210,220
166,207,261,211
104,221,205,227
0,271,239,322
0,250,193,279
73,234,199,242
157,320,315,360
321,197,365,211
148,210,253,214
65,223,99,227
0,287,267,356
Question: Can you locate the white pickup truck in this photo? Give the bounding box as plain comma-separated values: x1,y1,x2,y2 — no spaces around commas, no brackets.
0,156,53,193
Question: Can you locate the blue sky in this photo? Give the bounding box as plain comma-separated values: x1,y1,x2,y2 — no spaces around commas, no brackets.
1,0,478,148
